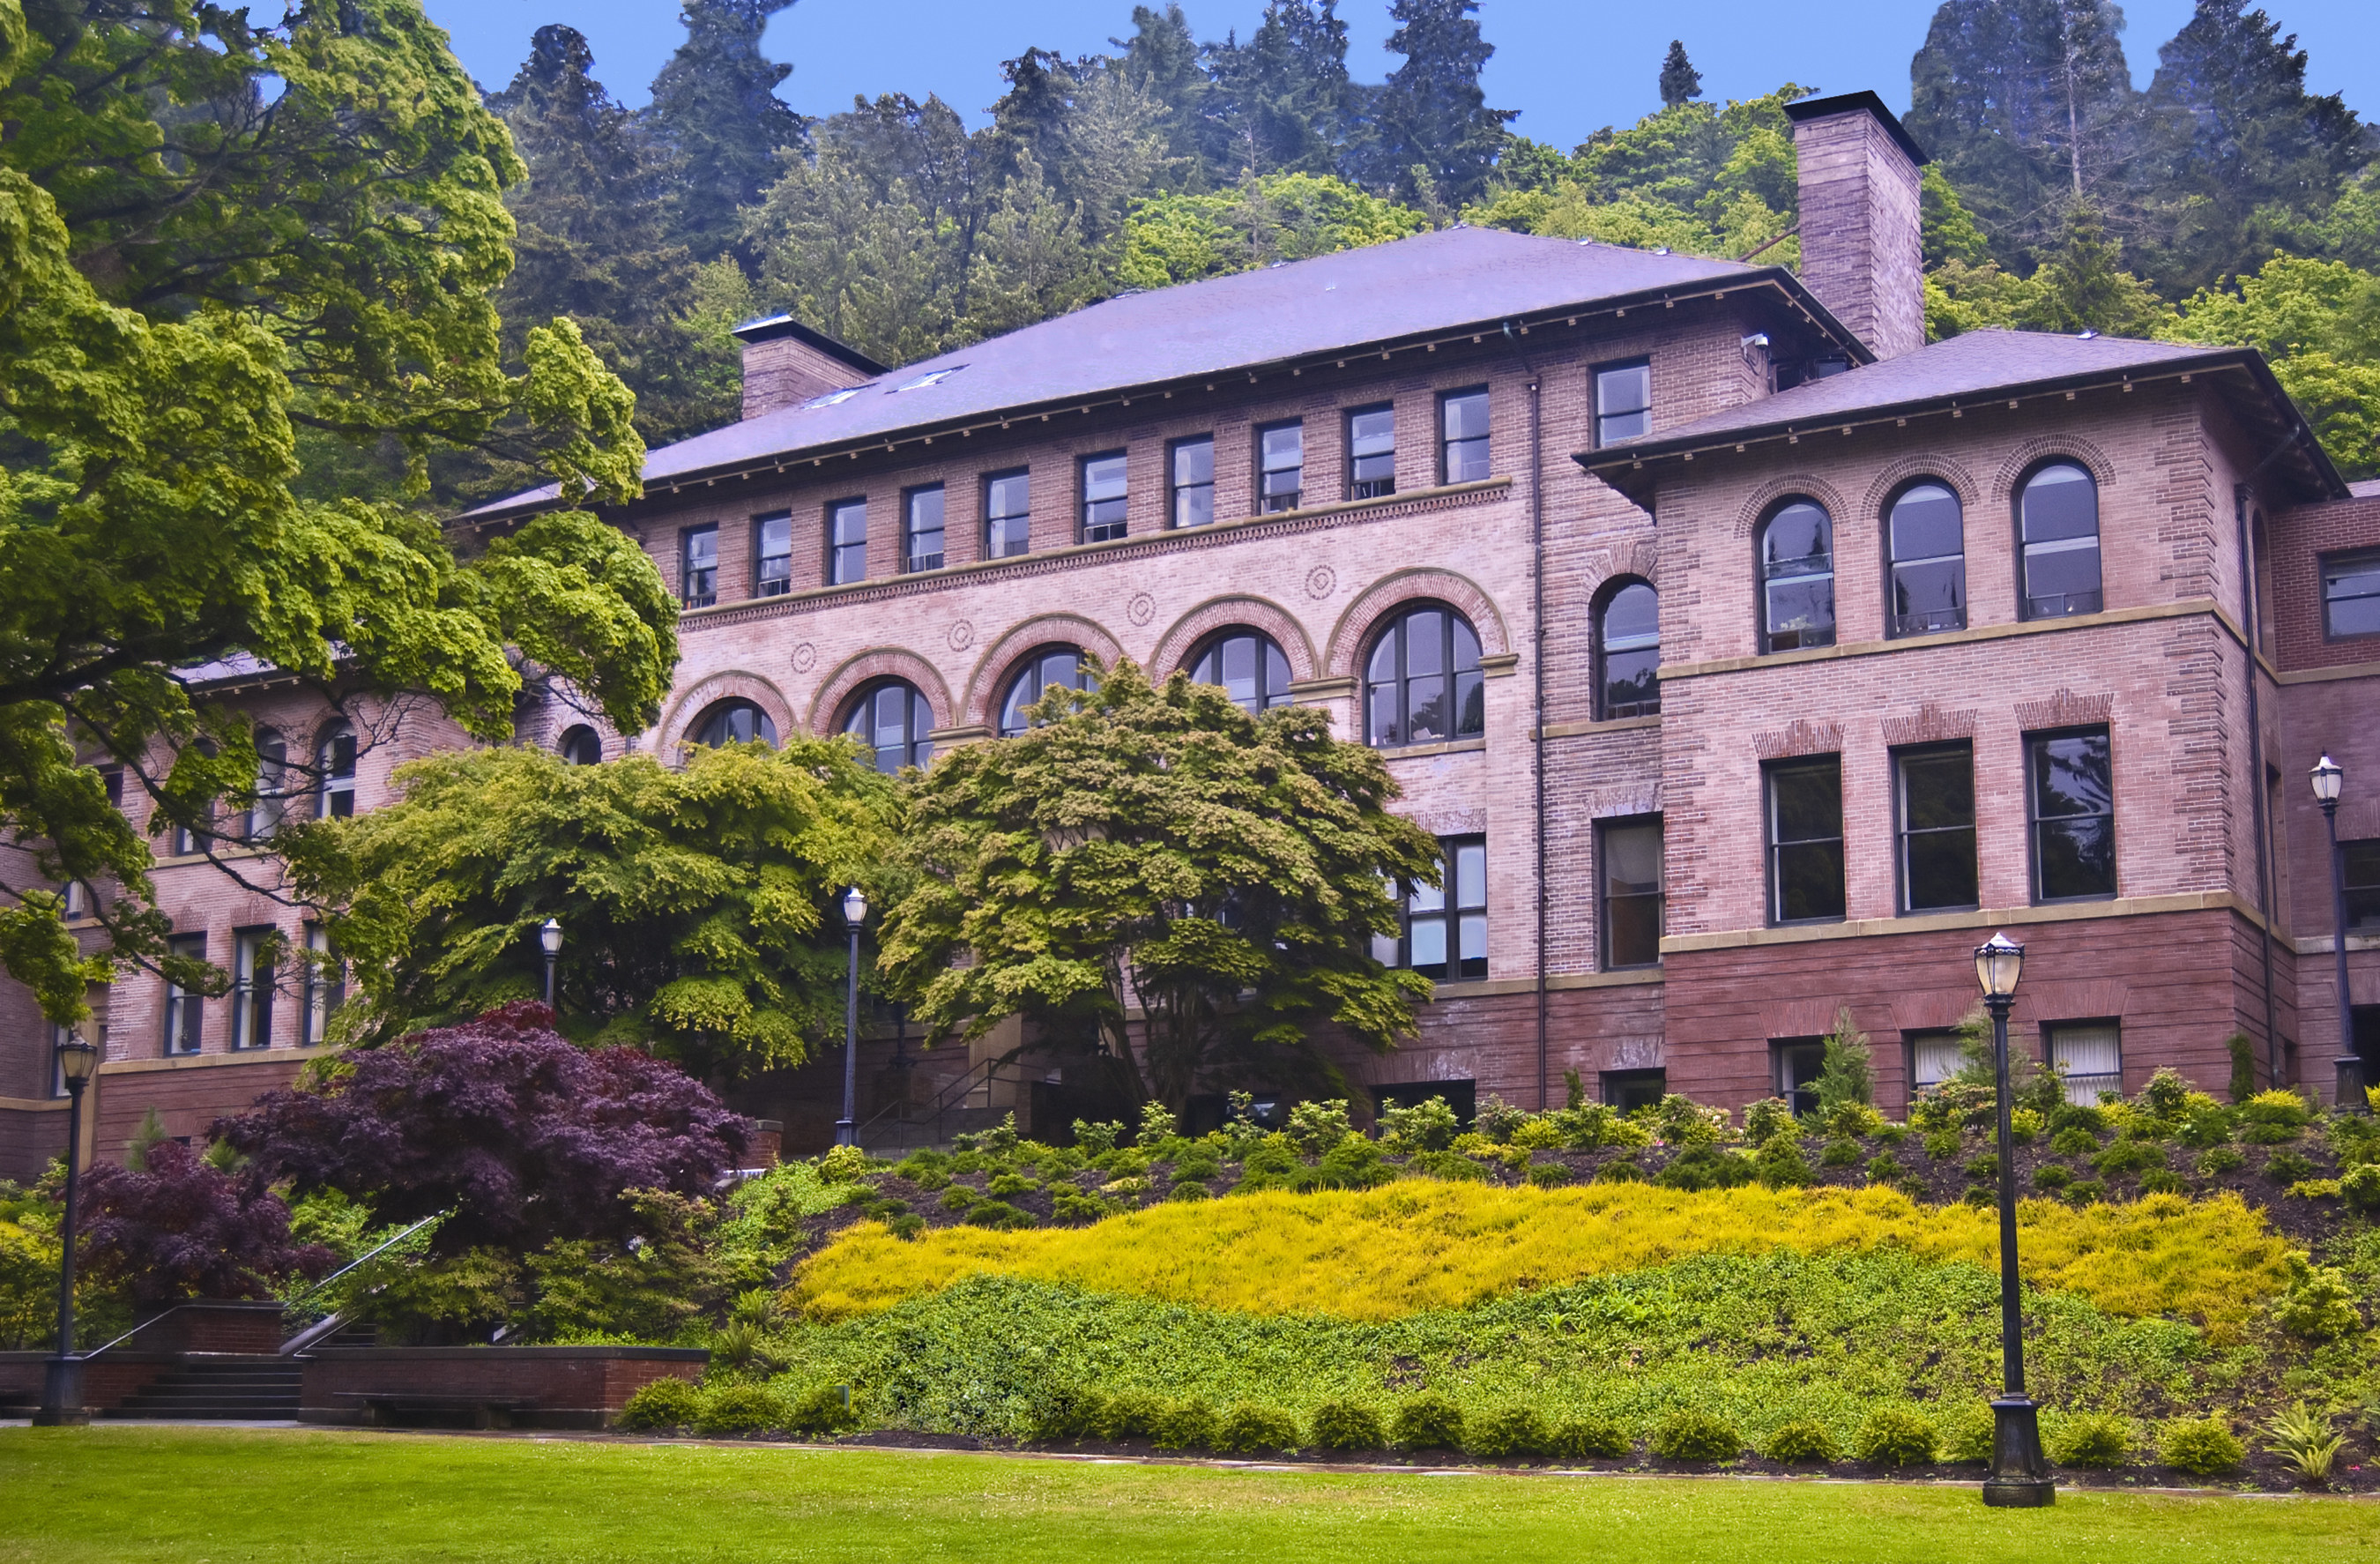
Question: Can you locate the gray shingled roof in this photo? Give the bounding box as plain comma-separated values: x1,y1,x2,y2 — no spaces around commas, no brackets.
467,227,1840,518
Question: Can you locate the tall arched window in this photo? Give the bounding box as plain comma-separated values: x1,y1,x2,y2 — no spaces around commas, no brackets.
688,699,776,748
999,646,1090,737
243,728,286,839
1886,481,1966,637
1365,606,1484,747
1758,498,1835,652
1594,580,1660,719
2019,461,2101,619
316,722,357,818
557,726,604,765
1186,630,1291,714
844,681,935,771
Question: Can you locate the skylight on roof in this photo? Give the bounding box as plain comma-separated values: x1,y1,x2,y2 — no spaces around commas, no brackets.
803,384,873,408
893,365,966,392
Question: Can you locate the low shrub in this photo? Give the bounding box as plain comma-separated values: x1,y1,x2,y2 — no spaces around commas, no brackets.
1167,1180,1212,1203
1743,1098,1796,1144
1819,1136,1861,1168
2064,1180,2105,1205
1170,1151,1223,1184
1392,1392,1466,1450
1853,1407,1937,1466
1309,1399,1387,1450
985,1173,1038,1198
1071,1120,1123,1155
2198,1147,2246,1177
2034,1165,2073,1193
1924,1130,1964,1162
2342,1163,2380,1217
1764,1419,1840,1463
2009,1108,2044,1144
2094,1141,2166,1177
2049,1412,2131,1467
1315,1137,1394,1190
939,1186,978,1212
1960,1188,1993,1208
1753,1137,1813,1190
1216,1401,1301,1454
1825,1100,1886,1141
1407,1151,1491,1184
2275,1264,2362,1340
1548,1416,1632,1460
1095,1390,1164,1441
1285,1099,1354,1156
963,1200,1034,1230
1149,1396,1220,1450
1963,1154,1998,1183
1655,1146,1754,1192
2048,1103,2107,1137
1049,1188,1120,1224
2237,1090,2312,1144
1527,1161,1573,1187
2158,1418,2244,1475
695,1383,788,1435
2174,1107,2234,1150
2138,1171,2187,1195
1378,1096,1460,1155
1863,1152,1904,1184
1027,1385,1104,1441
1649,1408,1742,1463
1595,1158,1644,1183
1941,1403,1996,1464
1465,1404,1551,1458
2049,1128,2100,1157
817,1144,872,1184
2264,1151,2315,1184
2263,1401,2343,1484
616,1376,703,1430
784,1382,861,1436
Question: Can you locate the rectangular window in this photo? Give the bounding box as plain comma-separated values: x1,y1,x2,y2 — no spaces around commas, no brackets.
1348,405,1395,499
754,512,792,597
2343,838,2380,930
2324,547,2380,639
169,807,211,858
1082,451,1129,542
827,499,867,585
1440,388,1490,482
1258,421,1303,513
1383,836,1488,980
302,924,345,1047
985,470,1031,558
60,879,89,920
231,927,275,1051
1772,1038,1826,1116
1908,1030,1967,1097
904,485,946,572
49,1022,73,1098
2047,1021,2122,1105
1594,360,1652,445
681,525,718,609
1599,816,1664,968
316,727,357,820
2027,727,2116,901
1766,756,1846,923
163,932,205,1055
1601,1069,1667,1113
1170,437,1214,529
1896,743,1978,912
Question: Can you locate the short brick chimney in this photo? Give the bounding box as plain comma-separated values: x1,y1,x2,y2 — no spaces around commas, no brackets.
1783,92,1928,361
732,316,889,421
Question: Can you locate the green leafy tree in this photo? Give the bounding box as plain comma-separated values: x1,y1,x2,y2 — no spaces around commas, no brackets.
1121,174,1430,288
879,659,1442,1110
1372,0,1517,207
644,0,808,264
282,741,898,1076
2160,253,2380,477
1658,41,1703,109
0,0,673,1024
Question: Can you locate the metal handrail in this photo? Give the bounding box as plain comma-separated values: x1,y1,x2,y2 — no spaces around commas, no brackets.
280,1213,443,1314
854,1051,1030,1149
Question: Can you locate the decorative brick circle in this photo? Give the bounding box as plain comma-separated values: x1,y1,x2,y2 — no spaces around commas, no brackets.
1127,592,1157,627
791,642,817,673
1305,565,1336,600
947,619,976,652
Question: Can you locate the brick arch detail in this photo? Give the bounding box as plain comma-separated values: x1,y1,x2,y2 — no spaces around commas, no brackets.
961,613,1126,728
657,670,796,756
1730,474,1852,540
1323,569,1512,681
1990,436,2116,507
1857,454,1983,532
1149,596,1321,684
807,648,958,736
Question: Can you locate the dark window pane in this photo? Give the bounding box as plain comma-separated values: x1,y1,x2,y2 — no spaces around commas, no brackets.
682,525,718,607
1763,501,1831,565
1599,582,1660,718
1442,391,1490,481
829,500,866,585
1892,559,1967,635
1768,757,1843,923
1172,438,1215,528
905,487,945,571
1761,502,1834,652
1260,423,1302,512
1083,452,1129,541
1602,819,1663,968
1906,828,1979,909
986,472,1031,557
1900,749,1974,831
1776,841,1847,920
2033,734,2112,818
2031,729,2115,898
2020,464,2098,542
1595,361,1651,444
2324,549,2380,637
1350,406,1396,499
1889,484,1962,561
756,514,792,595
2038,817,2116,899
1771,763,1841,843
2344,839,2380,929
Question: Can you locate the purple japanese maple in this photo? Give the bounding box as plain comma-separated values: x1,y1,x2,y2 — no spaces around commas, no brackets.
78,1140,336,1307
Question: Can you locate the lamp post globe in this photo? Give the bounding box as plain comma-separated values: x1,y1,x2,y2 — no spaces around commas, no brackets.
33,1029,100,1426
837,888,866,1147
2310,756,2368,1114
539,917,562,1008
1972,932,2053,1507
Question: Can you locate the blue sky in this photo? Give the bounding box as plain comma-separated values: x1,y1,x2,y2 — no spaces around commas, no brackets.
420,0,2376,153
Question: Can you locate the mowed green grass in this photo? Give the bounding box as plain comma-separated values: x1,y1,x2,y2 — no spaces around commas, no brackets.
0,1427,2369,1564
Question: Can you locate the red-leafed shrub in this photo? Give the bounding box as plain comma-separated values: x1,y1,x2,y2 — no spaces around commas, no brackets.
78,1141,335,1307
216,1002,749,1255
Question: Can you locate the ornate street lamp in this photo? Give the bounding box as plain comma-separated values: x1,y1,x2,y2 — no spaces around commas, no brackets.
539,917,562,1009
33,1029,100,1426
1974,932,2054,1507
2312,756,2368,1115
837,887,868,1148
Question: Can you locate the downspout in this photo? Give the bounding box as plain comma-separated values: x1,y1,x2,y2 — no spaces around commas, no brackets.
1506,320,1551,1110
2234,428,2305,1088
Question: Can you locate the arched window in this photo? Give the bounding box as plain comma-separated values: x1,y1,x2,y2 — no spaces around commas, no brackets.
844,681,935,771
1887,481,1966,637
1758,498,1835,652
1365,605,1483,747
1594,580,1660,719
316,722,357,819
1186,630,1291,714
688,698,776,748
558,726,604,766
243,728,286,839
2019,461,2101,619
999,646,1091,737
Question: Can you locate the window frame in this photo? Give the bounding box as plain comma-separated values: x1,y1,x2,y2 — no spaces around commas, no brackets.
2015,459,2104,622
1771,1037,1826,1115
2025,725,2117,904
1169,436,1216,530
1439,387,1491,484
904,483,946,573
826,497,868,586
1597,815,1664,969
1893,741,1979,915
1764,754,1847,926
1592,358,1653,447
163,931,206,1055
1756,496,1837,653
1346,404,1396,500
1592,577,1661,719
2339,837,2380,930
1081,451,1129,543
301,923,344,1047
998,645,1090,738
681,524,719,609
1601,1068,1667,1112
843,680,936,772
1906,1028,1967,1099
316,723,356,820
688,698,777,748
230,925,276,1051
1185,629,1292,714
753,511,793,597
2044,1019,2123,1105
2321,546,2380,642
1256,420,1303,514
984,469,1032,559
1380,834,1488,981
557,726,604,766
1363,603,1485,748
1884,478,1967,638
242,728,287,842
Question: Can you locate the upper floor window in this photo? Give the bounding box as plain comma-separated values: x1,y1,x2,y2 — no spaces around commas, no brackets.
828,499,867,585
558,726,604,766
1187,630,1291,714
1171,438,1214,529
1896,742,1978,912
1365,605,1484,747
1375,835,1487,980
1594,360,1652,445
1000,646,1091,737
242,728,287,841
163,932,205,1055
689,698,776,748
1766,754,1844,923
905,485,946,573
2324,547,2380,639
2027,726,2116,901
755,512,792,597
231,926,275,1051
1082,451,1129,542
316,723,356,819
1348,405,1395,499
981,470,1031,560
1595,579,1660,719
1887,481,1966,637
2019,461,2101,619
1599,816,1663,968
681,525,718,609
2343,838,2380,930
1759,498,1835,652
1441,389,1490,482
302,923,344,1047
1258,421,1303,513
844,681,934,772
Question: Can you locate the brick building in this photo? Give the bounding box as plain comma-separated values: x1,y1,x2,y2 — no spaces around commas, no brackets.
7,92,2377,1173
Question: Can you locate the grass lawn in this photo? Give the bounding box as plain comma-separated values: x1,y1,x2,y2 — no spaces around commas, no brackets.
1,1429,2373,1563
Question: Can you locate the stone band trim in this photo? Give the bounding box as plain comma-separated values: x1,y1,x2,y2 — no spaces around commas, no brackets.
1657,598,2250,682
1429,969,1666,1000
97,1046,338,1077
1661,890,2265,955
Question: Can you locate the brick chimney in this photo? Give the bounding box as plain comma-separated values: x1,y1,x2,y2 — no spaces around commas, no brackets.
731,316,889,421
1783,92,1928,361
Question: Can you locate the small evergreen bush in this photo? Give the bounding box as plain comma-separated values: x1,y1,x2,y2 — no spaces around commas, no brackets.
1315,1137,1394,1189
985,1173,1038,1197
1465,1404,1551,1458
617,1376,703,1430
1960,1187,1993,1208
1655,1145,1754,1192
1649,1408,1742,1463
2048,1102,2107,1136
1094,1391,1164,1441
1923,1129,1964,1161
2138,1170,2187,1195
1028,1385,1104,1442
816,1144,872,1184
785,1382,861,1436
695,1383,788,1435
2094,1140,2166,1176
1853,1407,1938,1466
2158,1418,2243,1475
1743,1097,1796,1145
1941,1403,1996,1464
1527,1160,1573,1187
1963,1153,1998,1182
1595,1158,1644,1183
2034,1165,2072,1192
2197,1146,2246,1176
1285,1099,1354,1155
1071,1119,1123,1154
1408,1150,1491,1183
1378,1096,1460,1154
1170,1149,1223,1183
1166,1180,1212,1202
1819,1136,1861,1168
2275,1264,2362,1340
1216,1402,1301,1454
1391,1392,1466,1450
1863,1151,1904,1184
1309,1399,1387,1450
940,1185,978,1212
1753,1136,1813,1189
2342,1163,2380,1216
1149,1397,1220,1450
2049,1412,2131,1468
1547,1416,1632,1460
2049,1128,2100,1157
2236,1089,2311,1143
1763,1419,1840,1463
963,1199,1034,1229
1050,1188,1120,1224
2264,1151,2315,1184
2065,1180,2105,1204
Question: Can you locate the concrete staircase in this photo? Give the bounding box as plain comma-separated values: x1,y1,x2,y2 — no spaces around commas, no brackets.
103,1356,301,1421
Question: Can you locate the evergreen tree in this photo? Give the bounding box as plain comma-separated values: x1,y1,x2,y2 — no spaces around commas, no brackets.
987,46,1088,191
1116,4,1218,186
1373,0,1517,206
1659,41,1703,109
644,0,809,264
1205,1,1358,179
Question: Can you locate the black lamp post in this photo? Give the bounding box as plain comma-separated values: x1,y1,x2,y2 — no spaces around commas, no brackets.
33,1028,100,1427
2312,756,2369,1116
836,886,867,1148
1975,931,2054,1508
539,917,562,1008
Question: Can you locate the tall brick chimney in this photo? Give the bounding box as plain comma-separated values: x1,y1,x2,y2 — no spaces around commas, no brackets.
731,315,889,421
1783,91,1928,361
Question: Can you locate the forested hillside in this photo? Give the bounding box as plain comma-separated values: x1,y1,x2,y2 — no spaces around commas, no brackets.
435,0,2380,505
